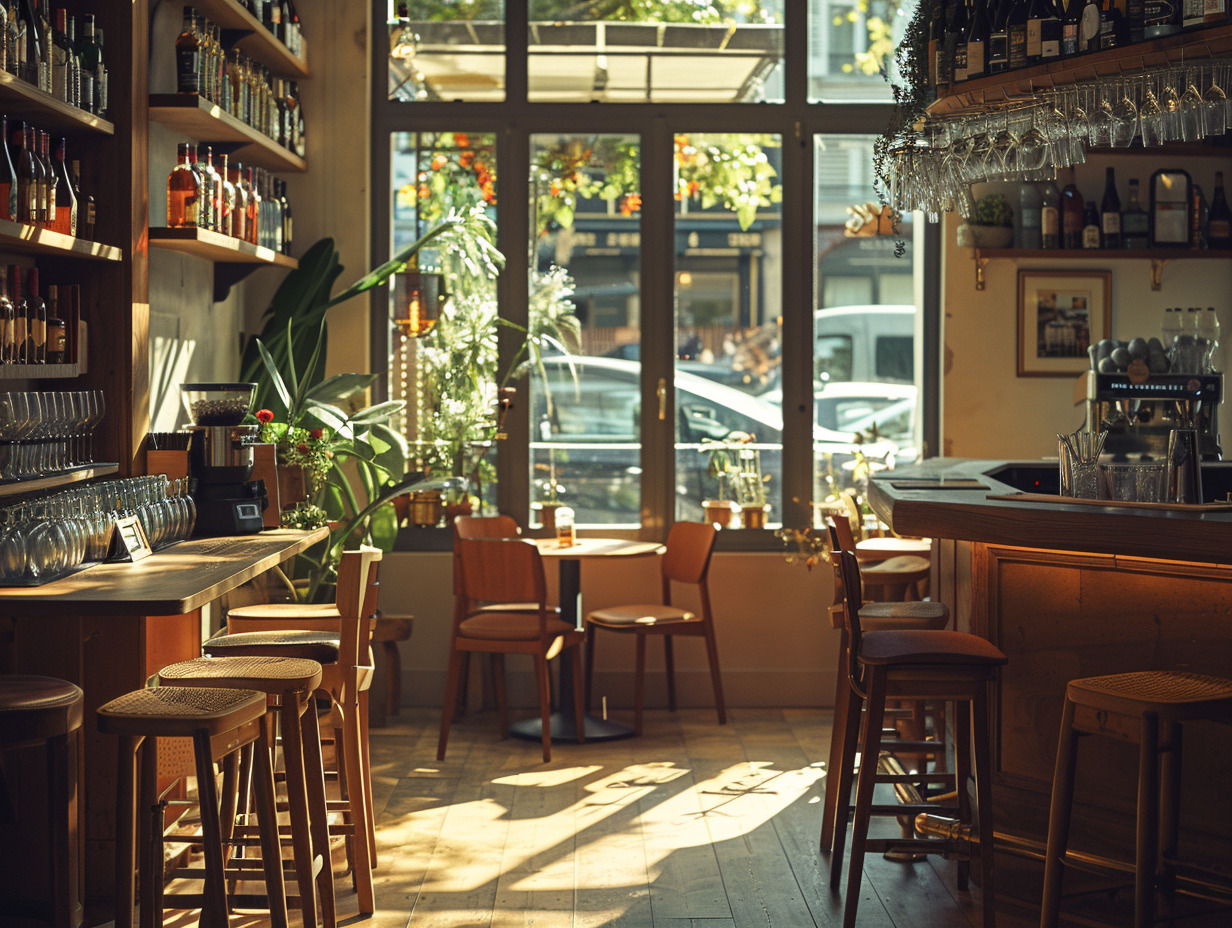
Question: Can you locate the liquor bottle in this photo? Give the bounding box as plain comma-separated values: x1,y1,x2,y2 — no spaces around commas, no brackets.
9,263,23,363
5,3,20,78
1018,182,1042,248
167,142,199,229
1041,180,1060,248
1062,177,1084,248
70,159,92,239
0,115,14,223
44,281,63,363
245,165,260,244
219,153,236,237
176,6,199,94
1008,0,1029,69
0,265,13,363
1082,201,1101,248
1121,178,1150,248
1191,184,1209,249
77,13,97,114
989,0,1011,72
1027,0,1051,62
1061,0,1081,53
228,162,247,240
0,6,7,75
1099,0,1123,48
949,0,970,82
279,179,291,253
40,131,54,226
1207,172,1231,249
1078,0,1102,51
268,173,282,252
1100,166,1121,249
65,13,79,107
34,0,48,90
290,80,305,158
1040,0,1062,59
15,123,35,225
286,0,302,56
93,26,106,116
965,0,990,79
50,6,68,102
24,265,43,363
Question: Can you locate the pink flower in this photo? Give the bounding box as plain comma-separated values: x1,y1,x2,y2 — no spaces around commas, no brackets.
309,428,324,440
255,408,275,424
297,442,309,454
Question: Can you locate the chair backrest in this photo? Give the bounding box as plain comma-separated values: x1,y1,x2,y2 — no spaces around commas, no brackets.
829,502,859,555
840,490,864,543
453,515,521,596
456,537,548,620
832,547,867,696
660,521,717,617
335,546,383,672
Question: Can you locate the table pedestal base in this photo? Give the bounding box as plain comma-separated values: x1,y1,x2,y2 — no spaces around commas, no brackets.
508,712,635,742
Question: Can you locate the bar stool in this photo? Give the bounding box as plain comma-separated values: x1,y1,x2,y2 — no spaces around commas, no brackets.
1040,671,1232,928
371,612,414,720
0,675,84,928
155,656,333,928
98,685,287,928
828,548,1006,928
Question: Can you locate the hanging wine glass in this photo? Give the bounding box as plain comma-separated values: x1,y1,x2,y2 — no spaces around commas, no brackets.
1202,62,1227,138
1110,78,1139,149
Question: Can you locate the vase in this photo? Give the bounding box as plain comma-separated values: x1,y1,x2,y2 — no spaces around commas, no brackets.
740,503,768,529
703,499,735,527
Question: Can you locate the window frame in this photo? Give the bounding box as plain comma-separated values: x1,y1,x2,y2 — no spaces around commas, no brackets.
370,1,939,547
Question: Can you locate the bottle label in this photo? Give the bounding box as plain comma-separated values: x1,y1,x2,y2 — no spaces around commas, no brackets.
1008,25,1028,68
1041,18,1061,57
953,43,968,83
1102,213,1121,235
32,317,45,354
1042,205,1059,238
52,46,67,102
47,323,64,354
1062,22,1078,55
1080,4,1100,50
966,39,985,78
1027,20,1043,59
14,316,25,362
1083,224,1101,248
1209,219,1231,238
989,31,1008,68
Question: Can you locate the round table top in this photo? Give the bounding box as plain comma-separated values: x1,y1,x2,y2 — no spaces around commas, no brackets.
532,537,663,559
854,536,932,561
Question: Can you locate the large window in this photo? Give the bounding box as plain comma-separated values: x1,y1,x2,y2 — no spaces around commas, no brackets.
375,2,935,543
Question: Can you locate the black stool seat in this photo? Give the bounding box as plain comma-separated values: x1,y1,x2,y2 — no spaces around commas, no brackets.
204,629,341,664
860,628,1008,666
0,674,83,745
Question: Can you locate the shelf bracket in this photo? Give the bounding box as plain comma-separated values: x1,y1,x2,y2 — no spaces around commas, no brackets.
1150,258,1172,291
973,247,989,291
214,263,262,302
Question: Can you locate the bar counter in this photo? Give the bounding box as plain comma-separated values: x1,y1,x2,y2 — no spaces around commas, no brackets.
868,462,1232,904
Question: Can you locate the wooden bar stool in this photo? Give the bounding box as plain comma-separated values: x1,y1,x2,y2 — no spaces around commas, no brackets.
1041,671,1232,928
155,656,333,928
371,612,414,720
97,685,287,928
828,549,1006,928
0,675,84,928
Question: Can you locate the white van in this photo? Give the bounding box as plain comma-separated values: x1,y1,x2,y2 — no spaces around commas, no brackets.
814,304,916,385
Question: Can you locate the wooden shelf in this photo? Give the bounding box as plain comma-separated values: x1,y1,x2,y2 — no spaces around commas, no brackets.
929,24,1232,115
149,227,298,266
149,94,307,174
967,246,1230,290
0,362,82,380
0,69,115,135
0,464,119,499
0,217,123,261
190,0,308,78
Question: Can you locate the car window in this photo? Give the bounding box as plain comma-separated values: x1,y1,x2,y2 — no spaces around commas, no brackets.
875,335,913,382
817,396,901,433
537,364,639,442
815,335,852,383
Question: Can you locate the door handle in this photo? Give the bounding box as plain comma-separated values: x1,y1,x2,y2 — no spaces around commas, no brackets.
657,377,667,421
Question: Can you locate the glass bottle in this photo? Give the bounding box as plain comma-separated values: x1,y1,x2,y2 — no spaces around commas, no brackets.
0,114,14,222
1061,177,1084,249
1078,0,1101,52
1191,183,1209,250
176,6,199,94
16,122,36,225
167,142,199,229
0,265,13,363
965,0,990,80
1008,0,1030,69
228,161,247,240
202,145,222,232
948,0,970,83
279,179,291,253
64,13,78,107
989,0,1011,73
1121,178,1149,249
1018,182,1042,248
8,263,23,363
77,13,97,114
39,130,54,226
218,152,236,237
1100,166,1121,249
1040,180,1060,248
24,265,42,363
70,159,92,239
1207,172,1231,249
50,6,67,102
45,282,63,363
1081,201,1101,248
245,165,260,245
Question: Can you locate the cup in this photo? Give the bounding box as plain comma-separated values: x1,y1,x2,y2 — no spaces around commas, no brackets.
555,506,575,547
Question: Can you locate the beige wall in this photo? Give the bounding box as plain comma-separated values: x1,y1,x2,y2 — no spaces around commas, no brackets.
943,154,1232,460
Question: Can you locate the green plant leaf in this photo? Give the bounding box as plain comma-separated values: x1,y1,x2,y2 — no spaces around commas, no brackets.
309,372,381,405
350,400,405,425
369,423,409,476
256,339,292,414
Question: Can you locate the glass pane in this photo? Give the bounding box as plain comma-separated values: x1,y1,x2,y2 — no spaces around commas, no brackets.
809,0,918,103
388,131,501,511
529,134,642,527
813,134,921,514
673,133,783,528
527,3,784,103
388,2,506,102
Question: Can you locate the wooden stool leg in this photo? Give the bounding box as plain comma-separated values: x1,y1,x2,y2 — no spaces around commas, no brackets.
821,629,852,851
339,701,375,913
300,697,337,928
114,735,140,928
280,698,319,928
437,650,465,761
634,635,647,737
1135,712,1160,928
954,699,973,891
47,728,81,928
382,640,402,716
664,636,676,712
843,669,888,928
139,736,160,928
1159,721,1183,900
1041,697,1080,928
534,654,552,763
703,624,726,725
971,688,997,928
827,679,864,886
192,732,231,928
251,723,290,928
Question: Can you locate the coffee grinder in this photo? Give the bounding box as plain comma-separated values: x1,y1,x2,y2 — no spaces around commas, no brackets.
181,382,268,537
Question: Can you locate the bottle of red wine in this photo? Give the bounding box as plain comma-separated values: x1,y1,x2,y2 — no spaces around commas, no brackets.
949,0,970,83
1008,0,1029,70
965,0,990,79
1101,166,1122,250
930,0,949,90
1208,172,1231,249
989,0,1012,72
1121,178,1150,249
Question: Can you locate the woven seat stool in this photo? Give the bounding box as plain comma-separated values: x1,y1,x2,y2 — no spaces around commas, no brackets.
0,675,84,928
1041,671,1232,928
97,685,286,928
156,656,333,928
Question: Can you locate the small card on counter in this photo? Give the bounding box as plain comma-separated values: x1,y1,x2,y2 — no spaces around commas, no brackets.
107,515,153,562
890,478,987,490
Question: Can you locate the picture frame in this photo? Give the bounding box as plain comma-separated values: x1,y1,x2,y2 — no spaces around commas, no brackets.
1017,270,1111,377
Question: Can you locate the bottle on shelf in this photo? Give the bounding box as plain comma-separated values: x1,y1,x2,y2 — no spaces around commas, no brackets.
279,179,291,253
1027,0,1050,62
1100,166,1121,249
0,265,13,364
1099,0,1123,49
1183,0,1205,28
15,122,36,226
1078,0,1102,52
176,6,200,95
40,131,55,227
245,165,260,245
1061,177,1084,249
7,263,23,363
70,159,93,239
1040,0,1062,59
989,0,1011,73
219,153,236,237
1041,180,1060,248
93,27,106,116
966,0,990,80
1121,177,1149,249
167,142,200,229
1191,183,1209,249
287,0,303,56
45,282,63,364
949,0,970,83
65,13,79,108
50,7,68,103
0,114,14,223
4,4,19,79
1007,0,1029,70
1208,172,1231,249
1018,182,1042,248
228,160,248,241
25,266,44,363
76,13,95,114
1081,201,1101,248
53,137,74,237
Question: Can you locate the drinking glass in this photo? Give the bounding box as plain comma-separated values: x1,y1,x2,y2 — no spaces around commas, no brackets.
0,509,27,581
1140,82,1166,147
1203,63,1227,138
1180,68,1206,143
1110,79,1139,148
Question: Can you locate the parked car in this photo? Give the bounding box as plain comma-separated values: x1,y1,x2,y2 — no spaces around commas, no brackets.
814,381,918,449
530,355,900,525
814,304,916,385
603,343,759,390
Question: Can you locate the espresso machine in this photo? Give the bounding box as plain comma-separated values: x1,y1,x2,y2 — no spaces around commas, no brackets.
1076,370,1223,461
181,382,268,537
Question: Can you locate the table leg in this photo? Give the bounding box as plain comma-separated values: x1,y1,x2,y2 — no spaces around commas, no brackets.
509,558,635,742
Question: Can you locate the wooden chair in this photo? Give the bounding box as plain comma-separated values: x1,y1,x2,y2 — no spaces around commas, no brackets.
371,611,414,720
204,546,383,914
437,537,585,763
1041,671,1232,928
584,521,725,736
831,497,931,602
828,548,1006,928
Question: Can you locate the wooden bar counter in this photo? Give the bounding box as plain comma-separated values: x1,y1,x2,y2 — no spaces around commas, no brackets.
868,461,1232,907
0,528,329,907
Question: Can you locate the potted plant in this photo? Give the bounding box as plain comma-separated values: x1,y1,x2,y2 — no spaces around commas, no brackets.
532,444,567,531
701,440,736,527
730,433,769,529
956,193,1014,248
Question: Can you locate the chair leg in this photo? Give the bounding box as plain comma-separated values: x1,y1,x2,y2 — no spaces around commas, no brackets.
339,701,375,913
534,654,552,763
359,688,377,869
437,650,465,761
280,698,319,928
383,640,402,716
300,697,337,928
634,635,647,737
703,624,726,725
139,738,160,928
114,736,139,928
1041,697,1080,928
1159,721,1182,902
971,688,997,928
821,632,853,852
954,699,973,891
584,627,597,712
47,729,79,928
828,678,864,886
250,724,290,928
664,636,676,712
843,669,888,928
570,644,586,744
1135,712,1160,928
493,654,509,739
192,732,231,928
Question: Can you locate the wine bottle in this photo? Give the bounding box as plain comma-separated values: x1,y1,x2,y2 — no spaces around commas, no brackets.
1204,0,1226,25
1062,179,1084,249
4,3,20,79
167,142,199,229
1099,0,1122,48
65,13,79,107
50,6,67,102
1026,0,1050,62
1008,0,1029,69
1061,0,1081,54
950,0,970,82
24,265,42,363
0,115,14,223
176,6,199,94
93,26,106,116
1208,172,1231,249
70,158,93,239
40,131,54,226
53,137,74,236
228,162,247,240
1100,167,1122,249
8,263,23,363
77,13,97,114
1082,201,1101,248
0,265,13,363
279,179,292,254
45,282,63,363
1041,181,1060,248
219,152,236,236
965,0,990,79
1018,183,1042,248
16,123,36,225
1078,0,1102,51
245,165,260,245
1040,0,1062,59
1191,184,1209,249
989,0,1011,71
1121,178,1150,248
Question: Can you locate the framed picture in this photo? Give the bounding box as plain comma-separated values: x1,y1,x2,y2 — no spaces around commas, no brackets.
1017,270,1111,377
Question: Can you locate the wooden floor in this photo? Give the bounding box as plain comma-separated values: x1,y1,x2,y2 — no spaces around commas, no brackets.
156,706,1047,928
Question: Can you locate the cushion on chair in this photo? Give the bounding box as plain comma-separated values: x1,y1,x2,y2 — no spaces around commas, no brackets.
203,629,341,664
859,601,949,632
458,612,577,641
859,629,1007,666
587,604,695,627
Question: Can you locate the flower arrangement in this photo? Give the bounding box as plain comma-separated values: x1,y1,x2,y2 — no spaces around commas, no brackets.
774,525,832,571
255,408,333,493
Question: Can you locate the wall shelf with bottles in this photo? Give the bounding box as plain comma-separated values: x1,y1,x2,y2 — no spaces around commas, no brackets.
149,94,307,173
149,226,297,267
0,69,115,136
0,218,123,261
189,0,308,77
968,247,1230,290
0,464,119,500
930,24,1232,117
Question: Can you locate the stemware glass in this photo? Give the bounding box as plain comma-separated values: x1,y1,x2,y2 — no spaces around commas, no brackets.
1087,86,1114,148
1017,108,1050,179
1180,67,1206,143
0,508,27,581
1110,79,1139,149
1161,68,1182,140
1140,80,1166,147
1202,62,1228,138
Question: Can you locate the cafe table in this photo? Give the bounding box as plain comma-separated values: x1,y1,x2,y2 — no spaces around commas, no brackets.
507,536,662,743
0,527,329,903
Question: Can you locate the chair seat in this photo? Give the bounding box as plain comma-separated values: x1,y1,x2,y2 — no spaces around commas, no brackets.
855,537,931,561
1067,671,1232,721
459,611,576,641
859,600,948,631
0,674,84,744
587,604,696,627
859,629,1007,666
228,602,341,619
158,656,323,694
204,630,341,664
861,555,931,580
97,686,267,738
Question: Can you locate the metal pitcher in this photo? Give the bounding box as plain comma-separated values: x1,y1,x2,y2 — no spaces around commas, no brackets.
1166,429,1203,505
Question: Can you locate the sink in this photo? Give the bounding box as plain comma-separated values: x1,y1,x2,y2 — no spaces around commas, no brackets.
983,463,1060,495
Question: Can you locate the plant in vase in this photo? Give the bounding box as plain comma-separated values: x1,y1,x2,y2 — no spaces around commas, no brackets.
532,444,567,531
700,439,737,527
730,432,769,528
